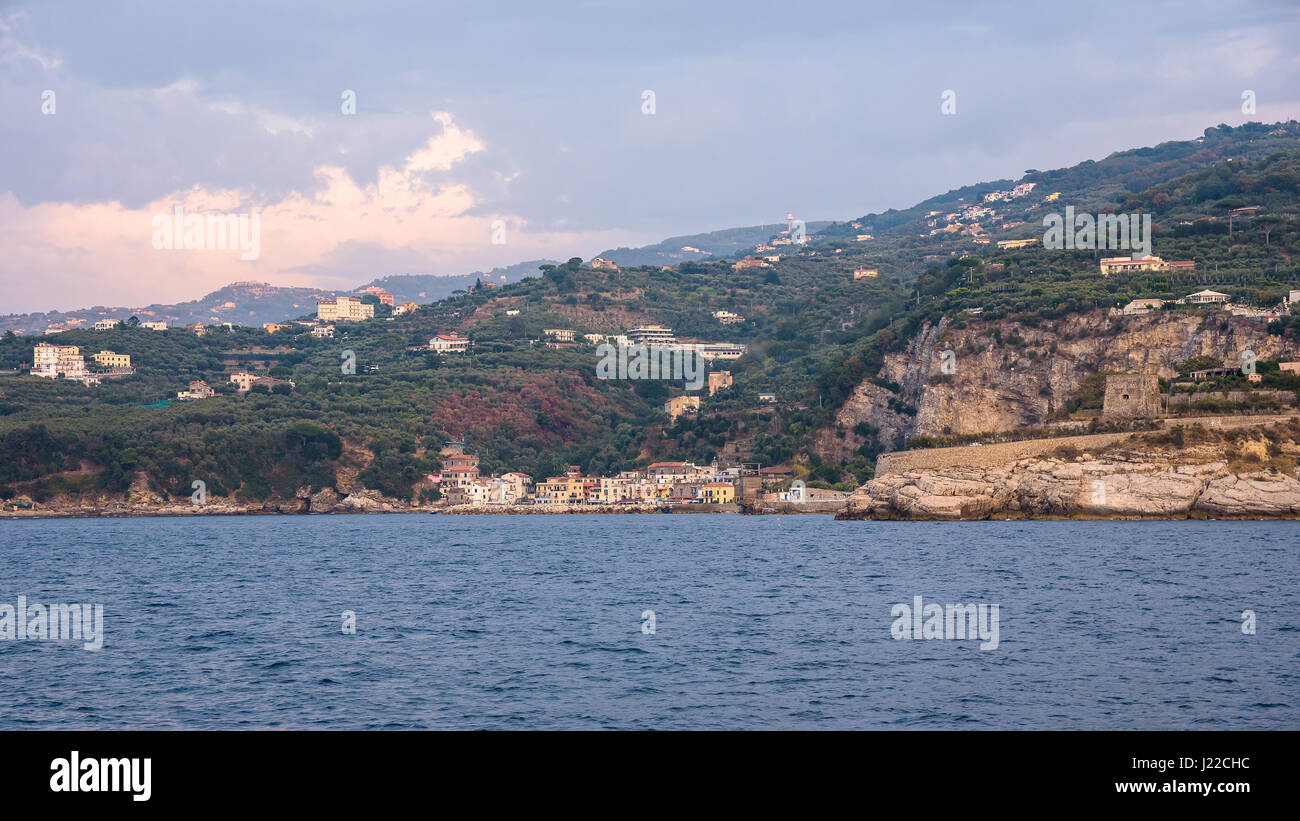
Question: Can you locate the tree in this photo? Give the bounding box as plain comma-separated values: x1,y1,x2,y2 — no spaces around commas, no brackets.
126,316,140,327
1255,215,1284,245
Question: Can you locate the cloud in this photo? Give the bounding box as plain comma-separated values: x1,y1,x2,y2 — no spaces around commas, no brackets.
0,12,62,72
0,111,650,312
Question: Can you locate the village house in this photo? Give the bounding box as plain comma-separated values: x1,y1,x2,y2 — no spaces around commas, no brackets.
591,257,620,271
664,395,701,423
176,380,215,400
311,324,335,339
441,450,481,490
708,370,733,396
358,286,395,306
700,482,736,504
732,258,772,270
711,310,744,325
498,473,533,504
444,480,491,506
229,372,293,393
393,301,420,316
429,332,470,353
535,469,589,505
141,321,168,331
645,461,694,482
93,319,121,330
853,268,879,279
1121,298,1165,315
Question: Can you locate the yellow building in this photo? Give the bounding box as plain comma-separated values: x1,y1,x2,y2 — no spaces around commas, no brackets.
93,350,131,368
701,482,736,504
664,395,701,423
535,473,588,505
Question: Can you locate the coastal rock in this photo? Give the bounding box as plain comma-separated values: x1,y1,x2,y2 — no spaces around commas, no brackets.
337,490,396,512
126,472,163,508
1192,473,1300,518
840,454,1299,521
309,487,341,513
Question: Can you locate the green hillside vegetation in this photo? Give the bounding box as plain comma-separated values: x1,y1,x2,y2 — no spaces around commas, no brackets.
4,123,1300,504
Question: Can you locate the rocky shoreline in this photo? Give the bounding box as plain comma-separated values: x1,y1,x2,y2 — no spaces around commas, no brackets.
839,421,1300,521
7,421,1300,521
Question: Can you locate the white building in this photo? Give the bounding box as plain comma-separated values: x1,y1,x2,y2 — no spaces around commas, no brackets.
1181,289,1229,305
32,343,87,378
93,319,121,330
141,321,169,331
429,333,470,353
627,326,677,346
1122,298,1165,315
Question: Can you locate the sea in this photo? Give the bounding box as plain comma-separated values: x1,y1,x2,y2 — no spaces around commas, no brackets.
0,514,1295,729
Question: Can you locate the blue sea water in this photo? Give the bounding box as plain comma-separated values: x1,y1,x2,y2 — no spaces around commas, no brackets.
0,514,1295,730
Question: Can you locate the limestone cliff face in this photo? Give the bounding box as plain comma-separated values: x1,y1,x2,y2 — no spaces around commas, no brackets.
818,310,1297,461
839,420,1300,520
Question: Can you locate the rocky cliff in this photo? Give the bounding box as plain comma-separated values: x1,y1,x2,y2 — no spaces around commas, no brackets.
818,309,1298,461
839,418,1300,520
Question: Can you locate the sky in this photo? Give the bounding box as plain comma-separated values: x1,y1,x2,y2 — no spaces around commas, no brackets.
1,0,1298,314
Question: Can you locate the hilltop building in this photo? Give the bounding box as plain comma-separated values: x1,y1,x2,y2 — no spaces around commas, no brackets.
1180,289,1229,305
92,350,131,369
708,370,733,396
627,326,677,346
32,343,87,379
429,333,470,353
1121,299,1165,315
664,395,701,423
177,380,215,400
358,286,395,306
318,296,375,322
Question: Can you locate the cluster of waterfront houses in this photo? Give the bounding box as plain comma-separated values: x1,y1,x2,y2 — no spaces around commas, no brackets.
434,444,835,507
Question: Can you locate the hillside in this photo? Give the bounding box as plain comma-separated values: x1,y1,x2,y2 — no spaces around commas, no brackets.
3,121,1300,511
0,262,555,335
